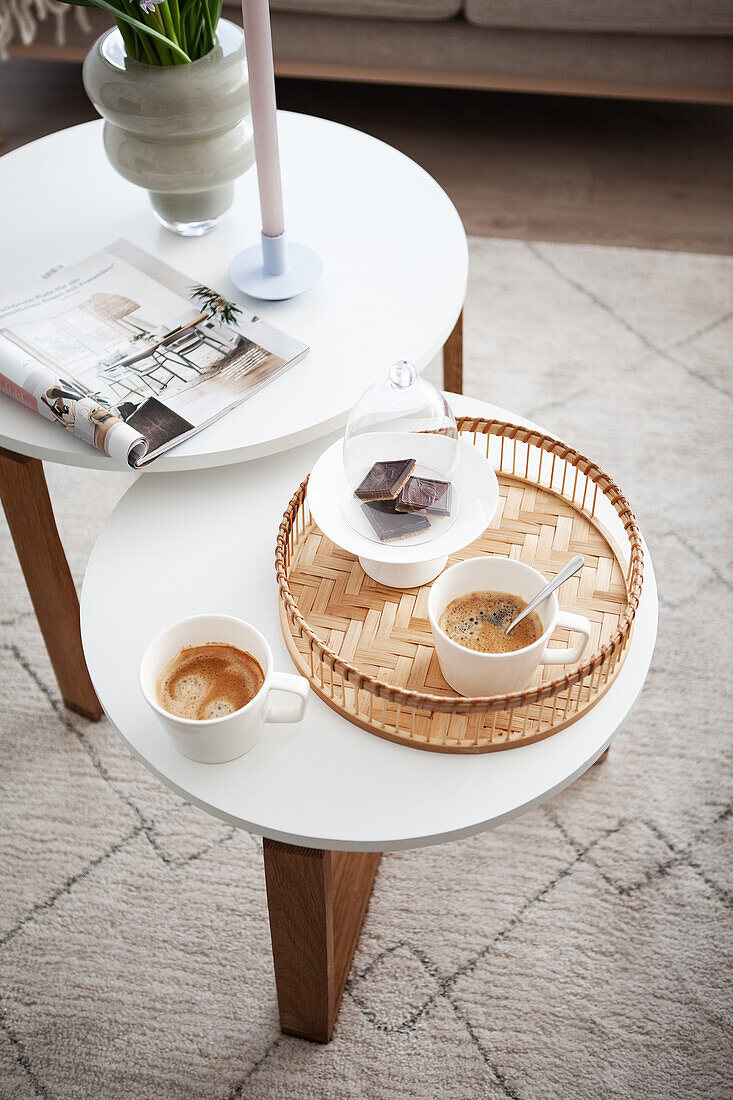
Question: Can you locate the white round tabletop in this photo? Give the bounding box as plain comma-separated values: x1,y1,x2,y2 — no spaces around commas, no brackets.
81,395,658,851
0,113,467,471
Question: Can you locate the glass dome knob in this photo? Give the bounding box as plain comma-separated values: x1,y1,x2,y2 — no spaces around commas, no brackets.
389,360,417,389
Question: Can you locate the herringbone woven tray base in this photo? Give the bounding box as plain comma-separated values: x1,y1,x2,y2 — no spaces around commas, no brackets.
277,420,643,753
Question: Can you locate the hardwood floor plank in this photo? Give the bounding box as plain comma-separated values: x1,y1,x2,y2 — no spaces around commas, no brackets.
1,59,731,252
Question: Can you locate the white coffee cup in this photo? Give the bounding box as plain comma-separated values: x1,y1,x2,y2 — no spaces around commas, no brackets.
427,557,592,697
139,614,309,763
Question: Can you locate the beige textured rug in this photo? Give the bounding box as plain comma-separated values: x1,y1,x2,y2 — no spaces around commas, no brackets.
1,239,732,1100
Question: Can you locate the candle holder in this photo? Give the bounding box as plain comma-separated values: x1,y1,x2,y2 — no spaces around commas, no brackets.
230,0,322,300
229,231,322,300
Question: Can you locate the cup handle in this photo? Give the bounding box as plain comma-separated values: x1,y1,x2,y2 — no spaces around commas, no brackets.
265,671,310,724
540,611,592,665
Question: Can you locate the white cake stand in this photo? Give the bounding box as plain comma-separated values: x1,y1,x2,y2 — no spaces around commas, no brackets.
307,437,499,587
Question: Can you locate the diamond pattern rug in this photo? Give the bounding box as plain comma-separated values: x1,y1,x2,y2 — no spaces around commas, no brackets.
1,239,731,1099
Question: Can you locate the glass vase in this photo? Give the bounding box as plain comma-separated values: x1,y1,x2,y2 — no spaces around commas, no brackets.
82,19,254,236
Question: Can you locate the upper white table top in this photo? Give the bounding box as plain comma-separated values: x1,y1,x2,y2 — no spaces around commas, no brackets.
81,394,658,851
0,113,467,471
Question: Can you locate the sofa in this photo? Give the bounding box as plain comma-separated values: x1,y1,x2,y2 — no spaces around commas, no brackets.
10,0,733,103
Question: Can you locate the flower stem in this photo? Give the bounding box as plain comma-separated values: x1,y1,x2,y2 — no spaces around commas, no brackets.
199,0,213,52
167,0,181,43
136,26,159,64
159,3,183,63
91,0,190,62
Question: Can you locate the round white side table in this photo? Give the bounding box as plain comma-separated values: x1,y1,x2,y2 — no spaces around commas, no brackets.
80,393,658,1042
0,113,467,717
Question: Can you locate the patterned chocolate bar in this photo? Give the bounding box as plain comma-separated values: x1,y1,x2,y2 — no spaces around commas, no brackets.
354,459,416,502
395,477,452,517
361,502,430,542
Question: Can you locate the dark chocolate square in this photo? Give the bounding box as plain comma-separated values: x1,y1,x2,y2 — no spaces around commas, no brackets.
396,477,452,517
367,497,399,514
361,502,430,542
354,459,416,502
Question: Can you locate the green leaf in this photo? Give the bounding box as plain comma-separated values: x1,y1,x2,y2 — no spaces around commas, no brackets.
167,0,181,42
64,0,191,62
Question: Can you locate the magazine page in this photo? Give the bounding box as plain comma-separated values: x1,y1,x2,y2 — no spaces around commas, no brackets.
0,241,308,466
0,336,149,466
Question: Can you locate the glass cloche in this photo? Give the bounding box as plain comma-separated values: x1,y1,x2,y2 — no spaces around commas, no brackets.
342,361,460,546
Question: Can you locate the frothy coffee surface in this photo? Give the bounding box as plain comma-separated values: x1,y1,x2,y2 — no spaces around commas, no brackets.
156,644,264,721
440,591,542,654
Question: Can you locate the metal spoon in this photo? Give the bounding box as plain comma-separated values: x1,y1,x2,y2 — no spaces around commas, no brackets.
505,554,585,635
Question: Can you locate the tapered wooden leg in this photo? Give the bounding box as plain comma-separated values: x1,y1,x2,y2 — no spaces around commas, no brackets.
595,747,610,764
263,839,381,1043
442,309,463,394
0,448,102,720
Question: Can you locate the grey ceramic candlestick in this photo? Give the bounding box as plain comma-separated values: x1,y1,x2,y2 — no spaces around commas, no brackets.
83,20,254,236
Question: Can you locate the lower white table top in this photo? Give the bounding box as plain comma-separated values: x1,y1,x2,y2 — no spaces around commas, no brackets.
81,395,658,851
0,112,467,471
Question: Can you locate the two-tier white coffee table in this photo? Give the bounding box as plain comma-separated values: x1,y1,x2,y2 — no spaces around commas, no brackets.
0,111,467,719
80,393,658,1043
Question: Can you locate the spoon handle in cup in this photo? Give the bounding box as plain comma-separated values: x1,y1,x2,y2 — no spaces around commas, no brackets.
506,554,585,635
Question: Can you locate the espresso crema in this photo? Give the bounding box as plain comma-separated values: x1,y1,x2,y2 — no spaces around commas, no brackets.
155,643,264,721
439,591,542,654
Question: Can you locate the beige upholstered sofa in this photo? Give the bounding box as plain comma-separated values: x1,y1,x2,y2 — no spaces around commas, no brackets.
11,0,733,103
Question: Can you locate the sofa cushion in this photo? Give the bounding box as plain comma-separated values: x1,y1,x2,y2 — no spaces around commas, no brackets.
270,0,462,22
266,12,733,92
464,0,733,35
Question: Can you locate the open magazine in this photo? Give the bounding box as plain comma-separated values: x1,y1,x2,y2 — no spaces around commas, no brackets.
0,240,308,466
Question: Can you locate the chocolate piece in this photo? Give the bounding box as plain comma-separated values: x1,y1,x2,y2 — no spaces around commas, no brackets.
361,502,430,542
367,497,399,514
396,477,452,517
354,459,416,502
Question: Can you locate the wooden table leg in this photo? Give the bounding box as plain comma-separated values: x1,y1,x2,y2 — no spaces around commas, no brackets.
442,309,463,394
0,448,102,720
263,839,381,1043
595,746,610,764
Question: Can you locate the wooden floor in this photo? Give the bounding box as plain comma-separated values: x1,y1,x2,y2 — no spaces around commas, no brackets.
1,59,731,253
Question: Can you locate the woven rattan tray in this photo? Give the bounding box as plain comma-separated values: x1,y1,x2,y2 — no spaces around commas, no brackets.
276,418,644,753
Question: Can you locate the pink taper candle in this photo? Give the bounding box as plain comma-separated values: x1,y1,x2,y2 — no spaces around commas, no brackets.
240,0,285,238
229,1,321,297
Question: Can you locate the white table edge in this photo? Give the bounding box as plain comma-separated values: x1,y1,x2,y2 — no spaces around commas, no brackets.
80,393,658,852
0,116,467,472
84,553,657,853
93,682,650,852
0,323,462,470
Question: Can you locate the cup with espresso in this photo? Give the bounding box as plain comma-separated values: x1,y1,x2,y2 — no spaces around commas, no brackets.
139,614,309,763
427,557,592,697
